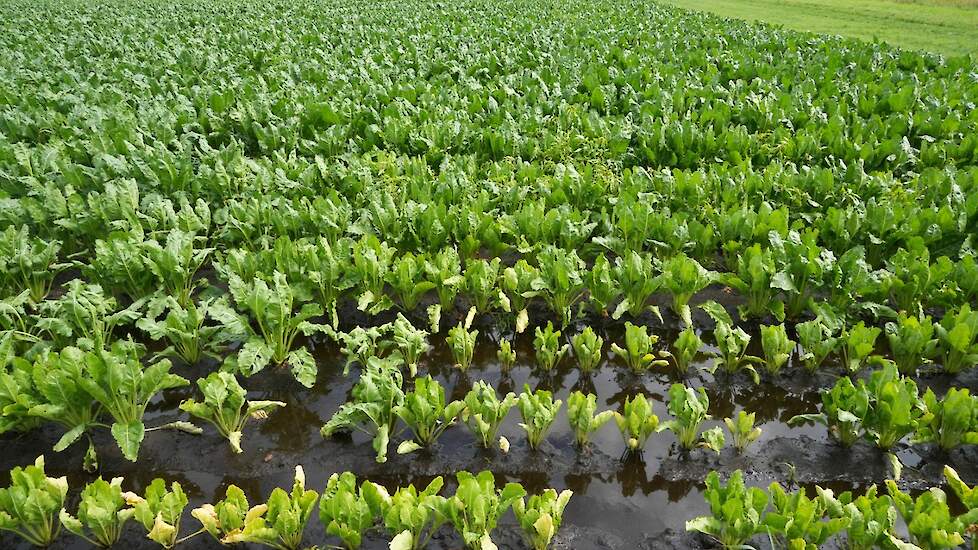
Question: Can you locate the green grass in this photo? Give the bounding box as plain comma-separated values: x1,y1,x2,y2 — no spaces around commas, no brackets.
657,0,978,56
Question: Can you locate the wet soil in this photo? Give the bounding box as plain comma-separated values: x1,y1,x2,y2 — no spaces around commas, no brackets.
2,292,977,549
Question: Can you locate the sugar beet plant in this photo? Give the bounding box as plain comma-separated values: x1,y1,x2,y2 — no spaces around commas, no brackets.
321,357,405,463
462,381,518,449
179,371,285,453
660,383,724,454
566,391,615,448
0,456,67,548
214,272,328,387
517,384,563,450
394,375,465,453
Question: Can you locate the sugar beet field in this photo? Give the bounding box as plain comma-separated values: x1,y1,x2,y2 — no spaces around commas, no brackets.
1,0,978,548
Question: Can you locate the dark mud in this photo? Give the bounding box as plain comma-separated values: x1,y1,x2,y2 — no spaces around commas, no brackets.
2,293,977,549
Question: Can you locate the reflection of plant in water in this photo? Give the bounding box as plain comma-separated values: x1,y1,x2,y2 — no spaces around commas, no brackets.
562,473,594,496
570,374,597,397
780,462,798,488
616,453,653,498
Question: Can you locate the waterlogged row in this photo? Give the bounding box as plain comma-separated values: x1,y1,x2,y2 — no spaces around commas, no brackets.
6,457,978,550
4,318,978,468
0,457,570,550
687,467,978,550
327,356,978,463
323,357,738,463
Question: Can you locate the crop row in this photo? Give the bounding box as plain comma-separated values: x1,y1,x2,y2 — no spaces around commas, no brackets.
688,466,978,550
2,238,976,388
0,456,565,550
5,325,977,471
3,206,977,331
5,455,978,550
327,355,978,462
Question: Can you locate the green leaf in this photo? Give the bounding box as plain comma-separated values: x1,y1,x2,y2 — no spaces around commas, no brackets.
111,421,145,462
288,348,317,388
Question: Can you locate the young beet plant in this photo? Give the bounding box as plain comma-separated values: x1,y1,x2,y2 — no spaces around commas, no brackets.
143,229,213,307
566,391,614,448
513,488,574,550
179,371,285,454
528,246,586,328
611,322,667,373
394,375,465,454
518,385,563,450
760,323,795,376
124,479,193,549
318,472,374,550
710,321,762,384
790,375,870,447
302,236,355,329
78,344,190,462
586,254,618,318
446,308,478,372
764,481,846,548
886,481,971,550
60,476,133,548
686,470,768,550
533,322,569,371
612,251,661,320
913,387,978,452
885,312,938,375
658,253,714,326
137,296,231,365
571,327,603,374
661,327,705,377
464,258,501,314
768,229,835,320
462,381,518,449
934,304,978,374
615,394,660,454
443,471,526,550
796,319,839,373
192,485,263,544
36,280,145,351
726,244,786,322
18,346,101,469
365,477,449,550
352,235,395,315
840,321,882,374
725,411,762,454
331,323,393,376
863,363,925,450
213,272,328,388
817,485,899,550
224,466,318,550
496,339,516,371
944,465,978,526
391,313,429,377
0,225,68,302
0,289,39,344
660,384,724,454
0,456,67,548
500,259,537,333
387,252,436,312
425,246,464,312
321,357,405,463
